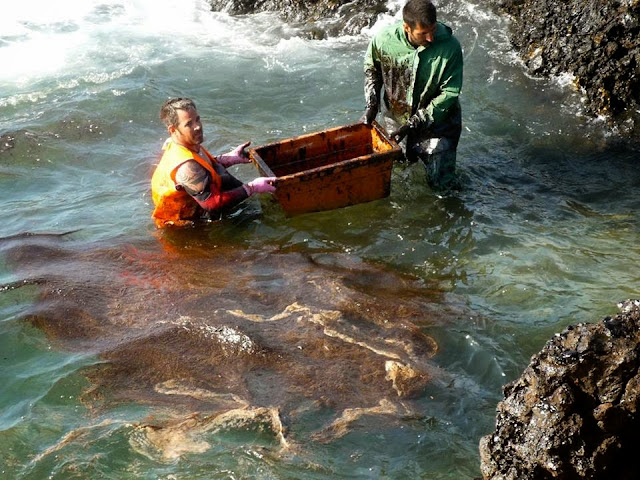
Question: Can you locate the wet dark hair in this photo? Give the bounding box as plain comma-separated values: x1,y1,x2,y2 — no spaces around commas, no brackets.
403,0,437,28
160,98,197,128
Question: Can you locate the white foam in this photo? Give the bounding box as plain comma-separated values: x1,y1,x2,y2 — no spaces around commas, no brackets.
361,0,403,37
0,0,290,85
0,0,426,88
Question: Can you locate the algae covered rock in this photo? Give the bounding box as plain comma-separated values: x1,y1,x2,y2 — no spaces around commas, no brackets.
495,0,640,136
479,300,640,479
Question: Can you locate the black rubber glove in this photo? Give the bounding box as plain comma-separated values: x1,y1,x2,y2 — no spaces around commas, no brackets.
361,106,378,125
390,123,412,143
389,115,429,143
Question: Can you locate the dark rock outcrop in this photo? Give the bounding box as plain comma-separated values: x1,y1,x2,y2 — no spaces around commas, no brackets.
211,0,640,136
207,0,389,38
495,0,640,136
479,300,640,479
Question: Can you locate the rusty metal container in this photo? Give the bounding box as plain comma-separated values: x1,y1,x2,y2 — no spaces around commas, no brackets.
249,121,401,216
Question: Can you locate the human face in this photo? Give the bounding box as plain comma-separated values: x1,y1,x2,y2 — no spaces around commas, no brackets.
169,107,203,152
403,22,436,47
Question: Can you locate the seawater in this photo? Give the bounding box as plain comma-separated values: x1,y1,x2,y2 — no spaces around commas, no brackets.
1,1,639,478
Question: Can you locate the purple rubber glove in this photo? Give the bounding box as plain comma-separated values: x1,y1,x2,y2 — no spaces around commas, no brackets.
218,141,252,167
244,177,276,196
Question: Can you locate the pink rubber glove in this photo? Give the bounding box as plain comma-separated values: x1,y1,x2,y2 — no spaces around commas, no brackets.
244,177,276,195
218,141,252,167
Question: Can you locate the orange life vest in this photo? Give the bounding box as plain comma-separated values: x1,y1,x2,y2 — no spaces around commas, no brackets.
151,139,222,228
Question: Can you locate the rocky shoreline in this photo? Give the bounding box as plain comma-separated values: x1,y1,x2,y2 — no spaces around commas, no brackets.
207,0,640,138
205,2,640,476
478,300,640,479
207,0,388,38
493,0,640,138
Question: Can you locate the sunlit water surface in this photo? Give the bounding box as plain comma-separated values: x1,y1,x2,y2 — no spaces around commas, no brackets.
1,1,639,478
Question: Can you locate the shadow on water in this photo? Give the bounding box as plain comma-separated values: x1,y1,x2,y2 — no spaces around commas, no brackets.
0,228,460,462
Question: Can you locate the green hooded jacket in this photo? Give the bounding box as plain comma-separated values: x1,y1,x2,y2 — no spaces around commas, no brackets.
364,21,463,130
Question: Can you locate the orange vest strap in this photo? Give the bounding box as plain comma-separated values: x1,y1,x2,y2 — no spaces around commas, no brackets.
169,146,219,184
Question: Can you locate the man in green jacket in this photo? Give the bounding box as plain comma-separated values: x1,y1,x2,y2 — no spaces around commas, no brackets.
362,0,463,190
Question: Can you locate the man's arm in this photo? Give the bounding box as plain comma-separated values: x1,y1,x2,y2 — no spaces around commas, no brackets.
362,38,383,123
175,160,248,213
414,44,463,127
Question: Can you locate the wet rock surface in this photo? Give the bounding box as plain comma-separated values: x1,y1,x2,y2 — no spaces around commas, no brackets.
207,0,389,38
493,0,640,137
210,0,640,137
479,300,640,479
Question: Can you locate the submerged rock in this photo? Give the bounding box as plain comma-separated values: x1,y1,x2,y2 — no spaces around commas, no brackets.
0,133,15,152
479,300,640,479
493,0,640,137
2,232,450,456
206,0,389,38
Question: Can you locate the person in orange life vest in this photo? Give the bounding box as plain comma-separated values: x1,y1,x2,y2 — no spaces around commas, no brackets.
151,97,276,227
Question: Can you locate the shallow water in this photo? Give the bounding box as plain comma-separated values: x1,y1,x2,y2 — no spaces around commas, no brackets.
1,1,639,478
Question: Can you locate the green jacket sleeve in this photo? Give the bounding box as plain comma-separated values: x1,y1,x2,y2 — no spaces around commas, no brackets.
415,43,463,127
363,39,382,110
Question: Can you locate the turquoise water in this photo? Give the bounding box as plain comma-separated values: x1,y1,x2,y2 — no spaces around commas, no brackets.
1,1,639,478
